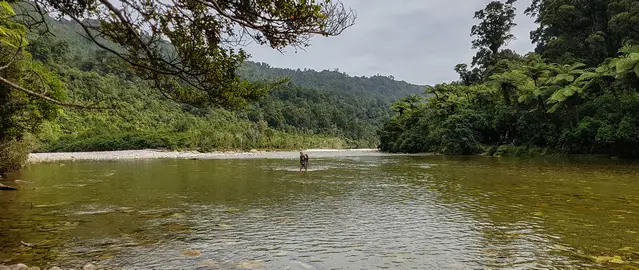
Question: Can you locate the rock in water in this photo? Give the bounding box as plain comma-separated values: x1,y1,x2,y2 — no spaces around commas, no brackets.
20,241,33,247
0,265,10,270
0,183,17,190
28,267,40,270
82,263,96,270
48,267,61,270
182,250,201,256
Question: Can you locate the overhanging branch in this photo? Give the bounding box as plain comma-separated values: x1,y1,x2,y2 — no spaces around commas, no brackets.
0,76,114,110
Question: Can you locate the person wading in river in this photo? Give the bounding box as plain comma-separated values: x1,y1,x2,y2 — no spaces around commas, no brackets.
300,151,309,173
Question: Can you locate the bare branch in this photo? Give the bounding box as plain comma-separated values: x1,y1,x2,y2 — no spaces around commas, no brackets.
12,1,52,36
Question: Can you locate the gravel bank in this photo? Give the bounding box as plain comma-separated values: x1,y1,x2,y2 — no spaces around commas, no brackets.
0,263,96,270
27,149,387,163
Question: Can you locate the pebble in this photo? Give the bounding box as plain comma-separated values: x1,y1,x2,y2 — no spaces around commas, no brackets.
82,263,96,270
27,267,40,270
48,267,61,270
27,149,380,163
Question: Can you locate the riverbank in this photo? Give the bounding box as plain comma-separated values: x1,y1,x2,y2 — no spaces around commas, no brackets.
27,149,389,163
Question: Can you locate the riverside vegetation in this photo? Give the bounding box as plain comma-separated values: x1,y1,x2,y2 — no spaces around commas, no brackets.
0,0,424,173
379,0,639,158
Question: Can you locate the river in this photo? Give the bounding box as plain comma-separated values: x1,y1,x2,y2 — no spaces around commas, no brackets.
1,151,639,269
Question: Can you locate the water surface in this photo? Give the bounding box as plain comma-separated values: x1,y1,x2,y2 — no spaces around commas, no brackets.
2,154,639,269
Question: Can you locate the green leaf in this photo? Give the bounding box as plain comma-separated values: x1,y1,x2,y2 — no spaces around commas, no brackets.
518,95,528,103
550,90,567,102
533,88,542,96
616,58,637,73
0,1,15,16
634,63,639,77
576,72,599,82
563,87,575,97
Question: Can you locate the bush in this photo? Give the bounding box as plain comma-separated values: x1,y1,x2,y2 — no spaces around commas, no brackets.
0,137,35,175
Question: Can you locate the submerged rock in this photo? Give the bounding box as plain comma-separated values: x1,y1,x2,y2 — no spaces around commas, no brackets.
182,250,201,256
47,267,61,270
82,263,96,270
0,183,17,190
20,241,33,247
27,267,40,270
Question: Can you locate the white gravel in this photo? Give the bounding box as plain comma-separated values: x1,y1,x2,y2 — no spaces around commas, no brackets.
27,149,388,163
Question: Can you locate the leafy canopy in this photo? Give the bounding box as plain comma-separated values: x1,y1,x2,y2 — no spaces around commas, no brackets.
14,0,357,108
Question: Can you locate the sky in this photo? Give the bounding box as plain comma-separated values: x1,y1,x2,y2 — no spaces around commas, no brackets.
242,0,538,86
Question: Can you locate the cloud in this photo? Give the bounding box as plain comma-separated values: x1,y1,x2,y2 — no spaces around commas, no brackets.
242,0,538,86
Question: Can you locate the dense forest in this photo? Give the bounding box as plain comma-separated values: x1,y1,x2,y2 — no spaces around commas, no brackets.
380,0,639,158
32,18,423,153
0,2,424,174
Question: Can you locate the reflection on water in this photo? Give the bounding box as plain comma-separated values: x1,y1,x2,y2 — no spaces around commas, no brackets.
1,155,639,269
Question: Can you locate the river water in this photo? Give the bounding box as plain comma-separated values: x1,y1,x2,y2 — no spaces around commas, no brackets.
1,152,639,269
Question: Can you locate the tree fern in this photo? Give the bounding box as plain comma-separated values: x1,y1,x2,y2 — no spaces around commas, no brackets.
0,0,28,48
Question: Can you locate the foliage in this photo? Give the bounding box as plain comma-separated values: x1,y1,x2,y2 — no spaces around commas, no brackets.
0,136,33,175
0,3,424,173
526,0,639,66
380,0,639,158
455,0,519,85
15,0,356,108
16,16,423,154
470,0,517,70
0,1,65,173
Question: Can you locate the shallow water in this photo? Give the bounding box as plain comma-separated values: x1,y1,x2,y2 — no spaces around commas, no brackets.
2,154,639,269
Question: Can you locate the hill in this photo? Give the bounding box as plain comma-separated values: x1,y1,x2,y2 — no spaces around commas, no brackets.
24,16,426,152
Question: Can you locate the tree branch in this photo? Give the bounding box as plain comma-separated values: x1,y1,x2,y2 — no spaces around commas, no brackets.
0,41,23,71
0,76,114,110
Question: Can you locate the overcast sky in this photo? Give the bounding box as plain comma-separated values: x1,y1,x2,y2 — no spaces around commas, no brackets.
243,0,538,86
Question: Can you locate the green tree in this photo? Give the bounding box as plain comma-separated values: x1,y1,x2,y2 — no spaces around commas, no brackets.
470,0,518,72
526,0,639,66
17,0,356,108
0,1,65,174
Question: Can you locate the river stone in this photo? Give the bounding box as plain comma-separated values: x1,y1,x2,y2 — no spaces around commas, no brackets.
10,264,28,270
28,267,40,270
0,265,10,270
82,263,96,270
47,267,61,270
182,250,201,256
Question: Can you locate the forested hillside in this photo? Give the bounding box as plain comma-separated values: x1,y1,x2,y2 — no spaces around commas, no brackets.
380,0,639,158
240,62,424,102
23,16,424,152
